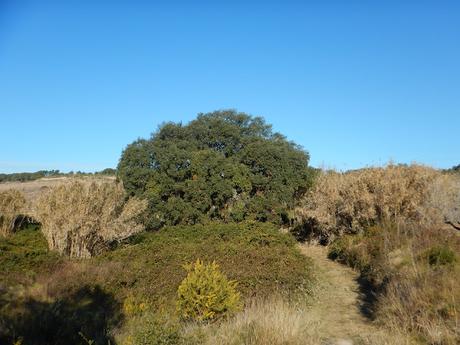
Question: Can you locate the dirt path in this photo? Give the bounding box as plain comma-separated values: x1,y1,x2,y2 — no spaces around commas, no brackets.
299,244,390,345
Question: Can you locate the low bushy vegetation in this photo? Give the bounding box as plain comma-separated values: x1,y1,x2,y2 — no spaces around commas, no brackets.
34,181,147,258
176,259,241,322
118,110,315,228
119,312,183,345
90,222,313,306
0,189,27,236
0,222,313,344
329,223,460,344
294,164,460,242
0,225,61,286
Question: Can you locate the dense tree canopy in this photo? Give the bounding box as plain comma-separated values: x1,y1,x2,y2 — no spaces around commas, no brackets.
118,110,314,228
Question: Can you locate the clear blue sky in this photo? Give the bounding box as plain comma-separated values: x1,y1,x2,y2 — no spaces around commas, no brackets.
1,1,459,173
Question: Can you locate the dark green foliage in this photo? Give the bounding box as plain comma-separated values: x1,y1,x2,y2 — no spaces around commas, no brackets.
118,110,314,228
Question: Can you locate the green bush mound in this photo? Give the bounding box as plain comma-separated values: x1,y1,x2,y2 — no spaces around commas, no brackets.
0,222,313,344
118,110,315,228
91,222,313,308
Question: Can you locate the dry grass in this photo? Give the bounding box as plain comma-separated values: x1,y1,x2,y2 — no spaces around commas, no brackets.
0,176,115,204
376,227,460,345
0,189,27,236
34,180,147,258
0,175,115,203
184,296,322,345
295,163,460,343
378,268,460,345
330,224,460,344
181,294,414,345
294,164,460,242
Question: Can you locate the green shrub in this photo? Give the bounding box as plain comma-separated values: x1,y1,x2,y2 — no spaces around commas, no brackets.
423,245,457,266
177,259,241,322
130,313,182,345
0,225,61,285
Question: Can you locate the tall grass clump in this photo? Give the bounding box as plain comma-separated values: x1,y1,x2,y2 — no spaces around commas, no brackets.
35,180,147,258
0,189,26,237
294,164,460,242
187,296,322,345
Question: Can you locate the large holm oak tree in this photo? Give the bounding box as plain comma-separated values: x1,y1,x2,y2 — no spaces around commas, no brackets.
118,110,314,228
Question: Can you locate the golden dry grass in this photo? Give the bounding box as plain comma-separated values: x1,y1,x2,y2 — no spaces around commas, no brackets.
0,175,115,203
0,189,27,236
34,180,147,258
183,288,414,345
196,296,323,345
378,268,460,345
294,164,460,242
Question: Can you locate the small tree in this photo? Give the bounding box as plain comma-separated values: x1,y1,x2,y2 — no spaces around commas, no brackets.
176,259,241,322
118,110,314,228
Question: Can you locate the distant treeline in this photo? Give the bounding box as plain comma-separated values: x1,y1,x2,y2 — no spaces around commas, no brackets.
445,164,460,174
0,168,116,183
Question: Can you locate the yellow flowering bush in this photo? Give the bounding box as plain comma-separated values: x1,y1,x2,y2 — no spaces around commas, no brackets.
176,259,241,322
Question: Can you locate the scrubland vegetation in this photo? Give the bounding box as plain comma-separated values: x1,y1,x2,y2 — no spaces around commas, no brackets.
329,223,460,344
0,222,312,345
295,164,460,344
0,111,459,344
